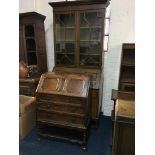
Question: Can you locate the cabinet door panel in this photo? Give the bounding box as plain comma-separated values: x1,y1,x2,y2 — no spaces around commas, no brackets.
24,25,38,66
79,11,103,67
54,13,76,65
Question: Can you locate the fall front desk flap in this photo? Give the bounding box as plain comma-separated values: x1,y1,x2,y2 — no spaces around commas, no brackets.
53,67,101,89
36,72,90,98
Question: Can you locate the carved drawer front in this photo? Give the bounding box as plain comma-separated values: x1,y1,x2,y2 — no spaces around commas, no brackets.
37,94,86,106
37,110,85,126
38,102,85,115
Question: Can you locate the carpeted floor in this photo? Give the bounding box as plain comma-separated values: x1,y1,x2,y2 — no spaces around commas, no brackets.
19,116,112,155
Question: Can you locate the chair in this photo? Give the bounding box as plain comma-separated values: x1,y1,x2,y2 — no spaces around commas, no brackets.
19,95,36,139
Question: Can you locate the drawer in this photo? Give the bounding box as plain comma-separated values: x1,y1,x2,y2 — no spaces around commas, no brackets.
38,101,85,115
37,94,86,106
37,110,85,126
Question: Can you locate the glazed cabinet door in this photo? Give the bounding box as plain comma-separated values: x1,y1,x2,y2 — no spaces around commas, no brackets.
54,12,76,66
54,9,105,68
24,24,38,66
79,10,104,67
19,24,38,67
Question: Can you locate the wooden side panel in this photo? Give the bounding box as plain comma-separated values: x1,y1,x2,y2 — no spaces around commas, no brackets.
112,122,135,155
90,89,99,120
35,21,47,73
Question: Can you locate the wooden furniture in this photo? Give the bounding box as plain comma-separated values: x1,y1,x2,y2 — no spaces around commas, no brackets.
36,72,90,150
111,90,135,126
53,67,102,125
19,12,47,96
19,77,40,96
119,43,135,92
49,0,109,126
111,43,135,115
49,0,109,68
112,99,135,155
19,12,47,74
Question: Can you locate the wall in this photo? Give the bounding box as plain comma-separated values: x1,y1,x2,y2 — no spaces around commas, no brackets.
102,0,135,115
19,0,36,13
19,0,135,116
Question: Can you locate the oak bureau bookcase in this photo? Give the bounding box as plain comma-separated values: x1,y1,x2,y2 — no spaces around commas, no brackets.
49,0,110,126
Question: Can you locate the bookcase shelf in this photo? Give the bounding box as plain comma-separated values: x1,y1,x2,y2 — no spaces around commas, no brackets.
119,43,135,92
